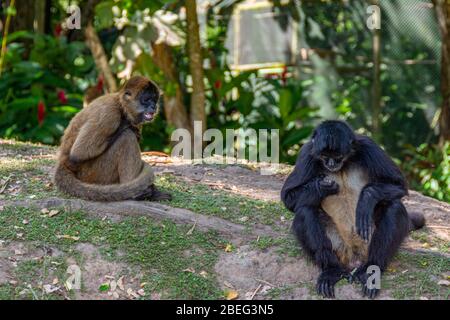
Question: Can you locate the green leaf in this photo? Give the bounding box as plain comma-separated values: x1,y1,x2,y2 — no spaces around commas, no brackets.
282,127,313,147
6,6,17,16
279,88,293,120
98,283,110,292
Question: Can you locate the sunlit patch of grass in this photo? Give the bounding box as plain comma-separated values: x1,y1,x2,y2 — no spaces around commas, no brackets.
0,139,55,156
384,251,450,299
0,157,59,200
157,175,292,227
250,234,301,258
0,206,225,299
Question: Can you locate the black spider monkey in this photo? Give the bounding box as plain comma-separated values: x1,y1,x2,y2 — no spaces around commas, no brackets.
281,120,425,299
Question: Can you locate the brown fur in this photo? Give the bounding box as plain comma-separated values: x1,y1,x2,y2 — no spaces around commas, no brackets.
321,165,369,267
54,76,168,202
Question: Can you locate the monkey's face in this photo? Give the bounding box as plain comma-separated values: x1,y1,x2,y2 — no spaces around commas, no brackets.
121,77,161,124
318,151,347,172
311,120,356,173
135,85,160,123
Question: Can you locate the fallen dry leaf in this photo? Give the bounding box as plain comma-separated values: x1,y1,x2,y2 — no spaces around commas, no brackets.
186,222,197,235
437,280,450,286
110,280,117,292
43,284,60,294
137,289,145,296
117,276,125,291
22,219,29,225
48,210,60,217
56,235,80,241
225,289,239,300
127,288,140,299
224,244,233,252
41,208,49,214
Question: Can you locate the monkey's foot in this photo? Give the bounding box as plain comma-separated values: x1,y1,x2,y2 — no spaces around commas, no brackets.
316,268,350,299
349,265,380,299
132,186,156,201
149,188,172,201
132,185,171,201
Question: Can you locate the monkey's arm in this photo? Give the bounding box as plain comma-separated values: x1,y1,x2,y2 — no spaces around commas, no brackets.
355,136,408,240
281,143,346,298
69,111,121,164
281,142,339,211
356,183,407,240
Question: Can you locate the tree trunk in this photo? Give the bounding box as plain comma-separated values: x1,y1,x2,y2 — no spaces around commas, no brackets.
185,0,206,141
10,0,34,32
371,0,382,141
434,0,450,145
83,0,117,93
33,0,46,33
151,42,192,132
85,23,117,93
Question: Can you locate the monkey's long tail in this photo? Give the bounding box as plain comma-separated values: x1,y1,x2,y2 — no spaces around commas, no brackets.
408,211,426,231
54,163,155,201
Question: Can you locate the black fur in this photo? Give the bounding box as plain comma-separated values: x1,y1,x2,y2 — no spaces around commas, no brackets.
280,120,423,299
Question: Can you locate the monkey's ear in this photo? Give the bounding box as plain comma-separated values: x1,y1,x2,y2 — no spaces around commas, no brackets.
123,90,132,100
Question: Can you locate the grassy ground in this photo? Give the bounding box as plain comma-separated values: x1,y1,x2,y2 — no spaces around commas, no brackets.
0,139,449,300
0,206,225,299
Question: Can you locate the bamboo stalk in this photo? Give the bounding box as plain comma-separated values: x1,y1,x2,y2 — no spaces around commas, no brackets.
0,0,16,77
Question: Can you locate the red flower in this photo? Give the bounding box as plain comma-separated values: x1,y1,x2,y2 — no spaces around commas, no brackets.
96,75,104,92
57,90,68,104
54,23,62,37
214,80,222,90
281,66,288,86
37,101,46,125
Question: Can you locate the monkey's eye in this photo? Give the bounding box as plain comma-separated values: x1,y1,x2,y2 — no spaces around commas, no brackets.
124,90,132,97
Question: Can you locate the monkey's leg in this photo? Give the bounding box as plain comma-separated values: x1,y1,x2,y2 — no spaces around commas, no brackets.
356,183,407,240
113,130,171,201
353,200,409,299
293,206,349,298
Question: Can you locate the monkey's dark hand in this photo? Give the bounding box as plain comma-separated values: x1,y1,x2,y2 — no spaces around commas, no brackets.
133,185,172,201
349,265,380,299
356,202,373,241
133,185,156,201
317,176,339,198
316,268,349,299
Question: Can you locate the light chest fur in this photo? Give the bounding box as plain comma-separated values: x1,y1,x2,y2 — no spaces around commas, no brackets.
321,166,369,268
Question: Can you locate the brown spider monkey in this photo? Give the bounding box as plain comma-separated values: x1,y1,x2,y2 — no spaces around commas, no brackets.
281,120,425,298
54,76,171,202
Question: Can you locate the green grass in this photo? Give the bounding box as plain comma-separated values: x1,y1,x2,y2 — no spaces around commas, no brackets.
250,235,302,258
0,157,60,200
157,175,292,227
410,229,449,253
0,206,226,299
0,139,55,155
385,251,450,299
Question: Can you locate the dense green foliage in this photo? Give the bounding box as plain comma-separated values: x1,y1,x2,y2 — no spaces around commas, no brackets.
0,0,448,201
